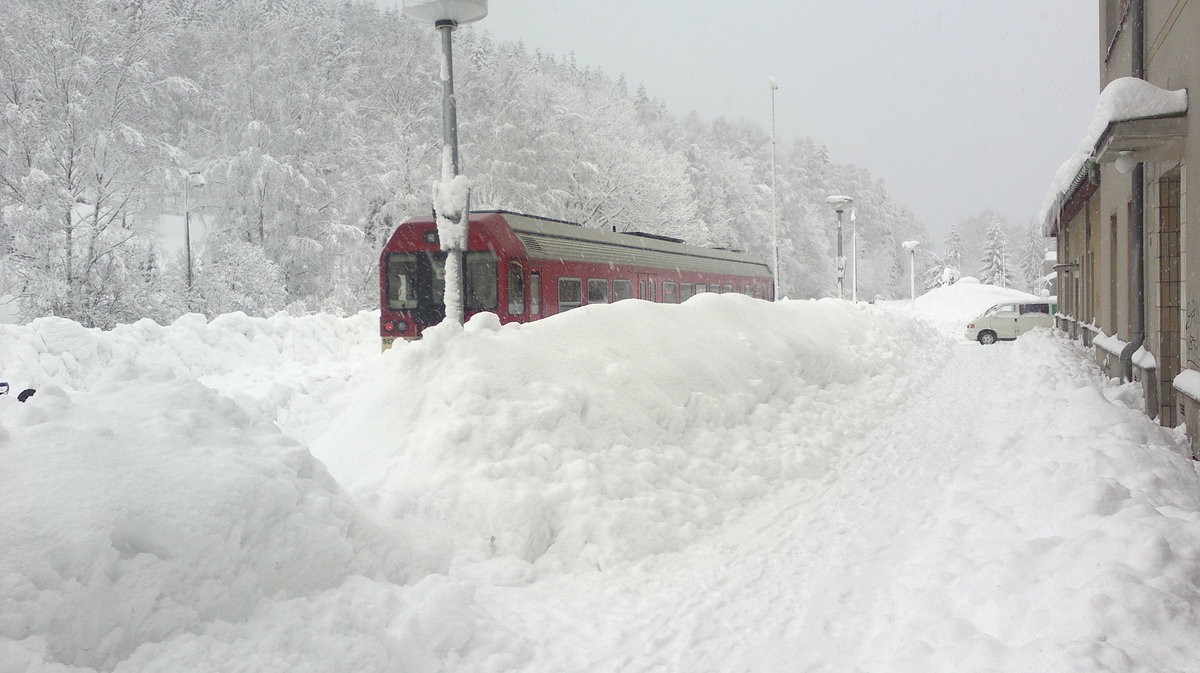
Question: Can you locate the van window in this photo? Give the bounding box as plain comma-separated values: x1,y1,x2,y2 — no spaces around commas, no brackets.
1020,303,1050,315
559,278,583,311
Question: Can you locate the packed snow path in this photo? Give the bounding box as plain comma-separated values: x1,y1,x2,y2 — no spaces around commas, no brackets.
3,287,1199,672
470,334,1200,673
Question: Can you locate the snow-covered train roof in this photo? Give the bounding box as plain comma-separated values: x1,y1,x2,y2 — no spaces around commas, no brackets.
484,211,771,278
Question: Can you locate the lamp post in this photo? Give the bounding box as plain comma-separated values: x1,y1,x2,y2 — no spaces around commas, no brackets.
403,0,487,325
850,207,859,302
826,195,853,300
769,77,780,301
184,170,206,291
902,240,921,308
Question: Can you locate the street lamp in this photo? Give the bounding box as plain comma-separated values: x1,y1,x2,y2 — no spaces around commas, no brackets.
769,77,780,301
849,208,859,302
184,170,206,291
902,240,921,308
403,0,487,325
826,195,853,299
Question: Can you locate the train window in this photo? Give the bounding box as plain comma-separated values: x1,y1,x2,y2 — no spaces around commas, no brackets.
638,280,647,300
613,279,633,301
681,283,694,301
696,283,707,294
588,279,609,304
530,272,541,315
723,284,733,294
648,281,656,302
464,252,497,310
662,282,678,303
559,277,583,311
385,253,419,309
507,263,524,314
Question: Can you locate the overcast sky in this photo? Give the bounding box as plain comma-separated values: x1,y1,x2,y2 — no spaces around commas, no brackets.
390,1,1100,241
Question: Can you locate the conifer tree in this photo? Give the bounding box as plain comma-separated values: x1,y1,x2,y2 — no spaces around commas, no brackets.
978,218,1014,288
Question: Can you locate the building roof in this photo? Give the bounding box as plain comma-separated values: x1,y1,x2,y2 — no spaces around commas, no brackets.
1040,77,1187,236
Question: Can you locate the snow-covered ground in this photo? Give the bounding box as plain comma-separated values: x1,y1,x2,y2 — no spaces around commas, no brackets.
2,282,1199,673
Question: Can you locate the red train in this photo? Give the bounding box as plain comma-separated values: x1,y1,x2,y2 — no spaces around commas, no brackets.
379,210,774,347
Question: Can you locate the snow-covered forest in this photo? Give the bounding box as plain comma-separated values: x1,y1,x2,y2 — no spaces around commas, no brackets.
0,0,934,328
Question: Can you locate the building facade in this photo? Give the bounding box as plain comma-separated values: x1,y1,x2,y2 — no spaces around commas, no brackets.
1046,1,1195,453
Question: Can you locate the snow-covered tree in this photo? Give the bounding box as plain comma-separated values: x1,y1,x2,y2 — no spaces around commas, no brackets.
978,218,1015,288
191,235,287,317
0,0,178,327
1020,224,1048,292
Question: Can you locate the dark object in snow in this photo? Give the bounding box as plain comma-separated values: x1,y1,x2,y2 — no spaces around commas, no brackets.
17,388,35,403
0,381,8,395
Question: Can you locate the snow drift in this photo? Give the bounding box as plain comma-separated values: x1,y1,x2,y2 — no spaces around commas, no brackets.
2,284,1198,672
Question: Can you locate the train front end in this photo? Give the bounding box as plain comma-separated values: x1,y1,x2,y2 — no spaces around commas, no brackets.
379,212,518,348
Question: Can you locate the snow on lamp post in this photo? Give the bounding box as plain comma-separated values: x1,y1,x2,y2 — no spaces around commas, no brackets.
403,0,487,325
184,170,206,293
770,77,780,301
902,240,921,308
826,195,853,300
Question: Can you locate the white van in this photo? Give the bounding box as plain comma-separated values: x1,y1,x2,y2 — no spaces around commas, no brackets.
965,298,1057,345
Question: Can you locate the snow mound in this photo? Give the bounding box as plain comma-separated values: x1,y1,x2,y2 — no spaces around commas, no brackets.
908,278,1044,338
0,362,422,671
313,294,952,572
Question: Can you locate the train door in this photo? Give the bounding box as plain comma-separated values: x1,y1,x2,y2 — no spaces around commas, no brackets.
637,273,657,302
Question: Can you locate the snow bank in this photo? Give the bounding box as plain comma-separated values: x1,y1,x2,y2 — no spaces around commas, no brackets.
0,311,380,444
881,277,1042,340
0,362,422,671
313,294,951,572
3,289,1199,672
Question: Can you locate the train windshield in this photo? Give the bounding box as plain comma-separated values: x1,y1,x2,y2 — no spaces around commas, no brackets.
385,251,496,313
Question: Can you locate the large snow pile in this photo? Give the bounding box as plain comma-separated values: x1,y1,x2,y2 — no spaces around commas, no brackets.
2,284,1198,672
899,276,1045,339
313,295,945,572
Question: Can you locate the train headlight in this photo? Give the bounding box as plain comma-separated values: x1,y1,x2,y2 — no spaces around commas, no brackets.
396,321,409,334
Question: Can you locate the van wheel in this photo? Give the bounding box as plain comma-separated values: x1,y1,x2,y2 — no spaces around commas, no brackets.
978,331,997,345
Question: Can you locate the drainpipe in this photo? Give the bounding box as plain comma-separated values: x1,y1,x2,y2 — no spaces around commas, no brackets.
1120,0,1146,382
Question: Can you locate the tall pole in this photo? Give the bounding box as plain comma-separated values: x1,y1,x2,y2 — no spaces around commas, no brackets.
184,181,192,291
769,78,779,301
909,248,916,303
850,208,858,303
437,19,466,324
836,211,844,299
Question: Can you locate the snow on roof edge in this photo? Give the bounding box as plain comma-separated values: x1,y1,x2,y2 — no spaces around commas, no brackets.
1039,77,1187,235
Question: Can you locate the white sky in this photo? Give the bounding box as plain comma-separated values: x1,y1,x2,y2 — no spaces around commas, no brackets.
390,1,1100,240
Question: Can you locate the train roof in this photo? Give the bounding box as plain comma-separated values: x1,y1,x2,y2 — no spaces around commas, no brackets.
479,211,771,278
